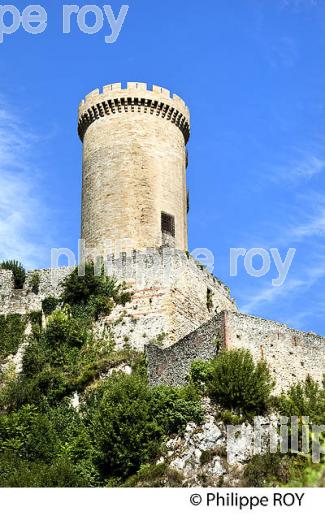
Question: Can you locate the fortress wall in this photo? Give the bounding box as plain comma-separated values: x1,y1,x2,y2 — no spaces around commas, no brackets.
146,313,224,387
225,312,325,393
167,259,235,345
97,249,236,350
147,310,325,392
0,250,236,352
0,268,72,316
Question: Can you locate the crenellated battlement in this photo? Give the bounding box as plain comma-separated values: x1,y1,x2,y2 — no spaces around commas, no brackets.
78,82,190,143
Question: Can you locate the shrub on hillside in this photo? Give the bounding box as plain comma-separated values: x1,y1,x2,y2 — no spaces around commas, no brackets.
0,314,26,363
83,372,202,481
0,260,26,289
42,296,59,316
243,453,292,487
275,375,325,425
0,402,98,487
190,349,274,415
123,463,183,488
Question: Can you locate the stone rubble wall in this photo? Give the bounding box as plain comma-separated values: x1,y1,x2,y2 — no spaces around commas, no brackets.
0,267,73,315
147,310,325,393
145,313,224,386
225,312,325,392
0,249,236,352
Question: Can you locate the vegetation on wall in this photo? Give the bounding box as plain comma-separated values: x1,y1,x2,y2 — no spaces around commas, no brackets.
41,297,59,316
0,263,202,487
61,263,132,320
0,260,26,289
29,272,41,295
1,262,325,488
0,314,26,363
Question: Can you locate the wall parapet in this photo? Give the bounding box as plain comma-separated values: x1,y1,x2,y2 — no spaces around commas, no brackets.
78,82,190,143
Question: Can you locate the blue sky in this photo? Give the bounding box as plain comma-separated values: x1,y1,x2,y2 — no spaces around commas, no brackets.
0,0,325,334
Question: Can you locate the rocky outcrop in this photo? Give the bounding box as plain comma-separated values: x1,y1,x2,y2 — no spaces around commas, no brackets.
158,399,279,487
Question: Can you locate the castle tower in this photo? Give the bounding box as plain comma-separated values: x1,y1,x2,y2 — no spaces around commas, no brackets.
78,82,190,255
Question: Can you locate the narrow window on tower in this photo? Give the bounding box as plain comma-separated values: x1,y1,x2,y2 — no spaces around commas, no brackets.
161,212,175,237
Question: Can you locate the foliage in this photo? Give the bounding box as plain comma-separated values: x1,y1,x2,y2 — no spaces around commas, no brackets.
123,463,183,488
61,262,132,319
0,314,26,363
149,384,202,434
0,401,99,487
242,376,325,487
191,350,274,416
19,310,94,404
190,359,215,390
242,451,325,488
42,296,59,316
0,257,200,487
0,260,26,289
0,452,92,487
29,311,42,336
216,409,245,426
275,375,325,425
29,272,41,295
83,372,202,481
243,453,292,487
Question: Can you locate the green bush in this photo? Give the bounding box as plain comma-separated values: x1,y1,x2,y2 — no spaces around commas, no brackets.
191,350,274,415
84,372,202,480
0,314,26,363
0,402,98,487
242,450,325,488
42,296,59,316
275,376,325,425
84,373,164,480
29,272,41,294
61,263,132,319
123,463,183,488
190,359,215,390
243,453,292,487
29,311,42,325
0,260,26,289
0,452,92,487
21,311,92,404
149,385,203,434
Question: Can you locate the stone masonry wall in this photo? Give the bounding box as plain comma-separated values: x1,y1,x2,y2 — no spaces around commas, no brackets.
79,83,190,255
225,312,325,393
92,248,236,350
146,313,224,387
147,310,325,393
0,249,236,352
0,267,73,315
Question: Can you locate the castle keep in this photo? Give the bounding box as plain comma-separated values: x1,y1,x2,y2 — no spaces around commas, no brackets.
79,83,190,254
1,82,325,392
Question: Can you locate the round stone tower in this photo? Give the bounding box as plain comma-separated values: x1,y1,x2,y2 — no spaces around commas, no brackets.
78,82,190,255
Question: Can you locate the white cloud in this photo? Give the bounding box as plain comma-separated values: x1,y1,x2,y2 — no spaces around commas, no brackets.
291,206,325,239
240,259,325,316
0,101,51,268
266,153,325,184
237,163,325,323
240,278,305,315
